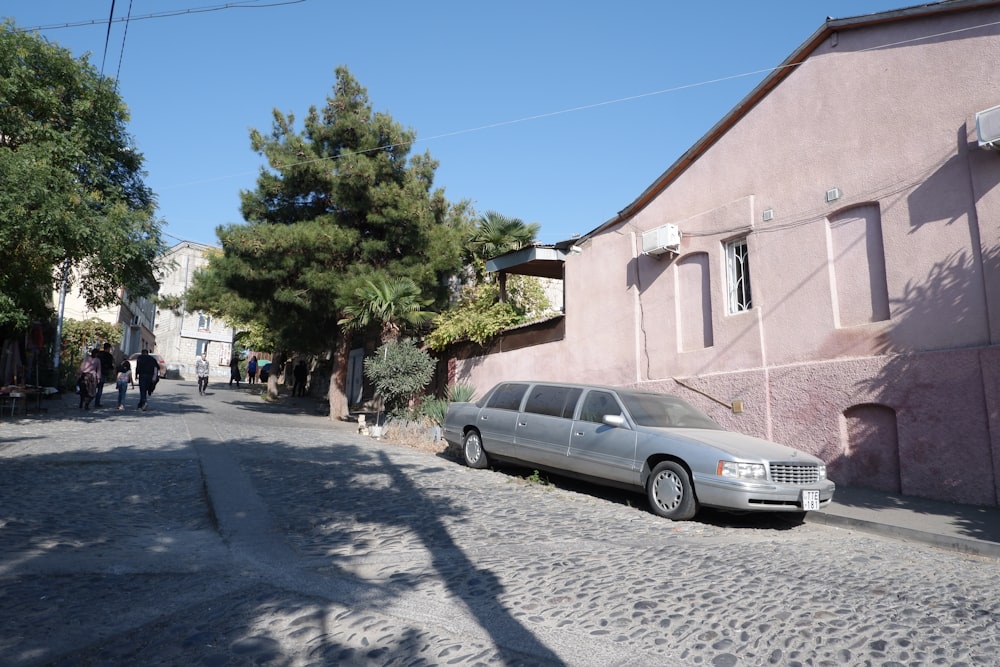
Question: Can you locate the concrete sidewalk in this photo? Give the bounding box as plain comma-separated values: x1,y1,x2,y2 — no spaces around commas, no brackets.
806,485,1000,560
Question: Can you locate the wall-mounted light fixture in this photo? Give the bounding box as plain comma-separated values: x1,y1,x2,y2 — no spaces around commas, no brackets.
825,187,841,203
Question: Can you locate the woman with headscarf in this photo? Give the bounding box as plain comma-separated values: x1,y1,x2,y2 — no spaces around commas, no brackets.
78,349,101,410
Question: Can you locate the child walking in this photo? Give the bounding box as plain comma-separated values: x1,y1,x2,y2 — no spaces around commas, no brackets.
115,360,133,410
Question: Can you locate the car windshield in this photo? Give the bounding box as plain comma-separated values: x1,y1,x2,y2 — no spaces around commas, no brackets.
618,391,722,430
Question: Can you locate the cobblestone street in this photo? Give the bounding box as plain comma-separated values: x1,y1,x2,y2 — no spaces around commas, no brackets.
1,380,998,666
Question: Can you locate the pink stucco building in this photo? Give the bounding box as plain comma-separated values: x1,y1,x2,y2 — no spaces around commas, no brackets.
450,0,1000,508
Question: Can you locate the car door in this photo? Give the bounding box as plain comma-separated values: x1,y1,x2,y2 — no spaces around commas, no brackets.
475,383,528,457
567,389,639,485
514,385,581,468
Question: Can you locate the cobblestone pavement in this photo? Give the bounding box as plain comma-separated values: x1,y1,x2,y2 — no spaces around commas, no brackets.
1,380,998,666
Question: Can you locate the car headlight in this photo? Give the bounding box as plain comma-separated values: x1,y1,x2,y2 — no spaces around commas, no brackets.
817,464,827,480
717,461,767,480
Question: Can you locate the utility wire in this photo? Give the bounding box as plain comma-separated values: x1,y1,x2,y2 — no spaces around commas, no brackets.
18,0,307,33
99,0,116,77
113,0,135,89
160,16,1000,193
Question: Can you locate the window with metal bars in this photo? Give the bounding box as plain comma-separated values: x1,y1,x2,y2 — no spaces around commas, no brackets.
725,238,752,313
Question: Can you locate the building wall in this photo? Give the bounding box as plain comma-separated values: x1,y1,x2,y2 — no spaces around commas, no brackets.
56,277,156,363
155,242,236,379
453,4,1000,507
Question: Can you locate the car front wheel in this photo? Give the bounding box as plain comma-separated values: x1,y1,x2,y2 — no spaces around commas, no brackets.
646,461,697,520
463,430,488,469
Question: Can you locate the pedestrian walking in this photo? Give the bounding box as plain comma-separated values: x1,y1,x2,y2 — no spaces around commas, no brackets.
78,351,100,410
247,356,258,384
93,343,115,408
134,349,159,411
229,356,242,388
195,352,210,395
292,359,308,397
115,360,133,410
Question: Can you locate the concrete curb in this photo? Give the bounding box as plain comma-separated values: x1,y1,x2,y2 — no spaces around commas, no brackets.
805,511,1000,561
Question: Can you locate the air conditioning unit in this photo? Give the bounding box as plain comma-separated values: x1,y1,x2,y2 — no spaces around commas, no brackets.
641,224,681,256
976,104,1000,150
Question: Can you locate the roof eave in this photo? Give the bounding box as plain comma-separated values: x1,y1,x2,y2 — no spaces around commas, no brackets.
485,245,568,279
581,0,1000,240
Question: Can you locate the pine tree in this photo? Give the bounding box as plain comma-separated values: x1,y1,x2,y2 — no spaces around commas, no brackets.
187,67,464,416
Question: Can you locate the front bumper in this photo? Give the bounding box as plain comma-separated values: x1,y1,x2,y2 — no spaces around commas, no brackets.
693,473,836,512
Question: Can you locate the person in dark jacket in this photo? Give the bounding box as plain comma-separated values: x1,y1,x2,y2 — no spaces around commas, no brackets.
229,356,242,388
134,349,159,411
292,359,308,397
93,343,116,408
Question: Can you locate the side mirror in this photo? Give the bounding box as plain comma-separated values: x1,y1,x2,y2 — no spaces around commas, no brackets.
603,414,627,428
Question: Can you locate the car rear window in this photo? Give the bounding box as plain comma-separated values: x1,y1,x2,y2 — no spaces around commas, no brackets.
523,385,582,418
486,383,529,411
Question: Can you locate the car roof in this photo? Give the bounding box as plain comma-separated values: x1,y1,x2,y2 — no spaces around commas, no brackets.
494,381,628,393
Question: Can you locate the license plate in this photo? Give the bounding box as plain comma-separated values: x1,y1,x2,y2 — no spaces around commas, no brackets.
801,489,820,511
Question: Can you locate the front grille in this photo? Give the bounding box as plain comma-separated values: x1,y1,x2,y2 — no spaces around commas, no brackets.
769,463,821,485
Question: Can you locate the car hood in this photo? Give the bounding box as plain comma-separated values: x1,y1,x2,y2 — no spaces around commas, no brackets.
655,427,822,463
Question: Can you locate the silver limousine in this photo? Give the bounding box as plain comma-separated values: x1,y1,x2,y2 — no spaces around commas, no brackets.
443,382,835,520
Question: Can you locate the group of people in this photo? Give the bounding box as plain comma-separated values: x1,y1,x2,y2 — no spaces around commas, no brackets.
77,348,312,406
77,345,159,411
218,354,309,396
199,353,256,393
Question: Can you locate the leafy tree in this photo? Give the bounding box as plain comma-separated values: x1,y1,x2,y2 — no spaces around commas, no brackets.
363,339,435,417
425,279,548,350
0,21,165,335
426,212,550,350
232,320,279,354
339,276,434,344
58,317,122,388
186,67,464,416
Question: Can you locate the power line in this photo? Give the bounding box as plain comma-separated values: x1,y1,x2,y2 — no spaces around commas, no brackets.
99,0,116,77
17,0,307,33
113,0,135,88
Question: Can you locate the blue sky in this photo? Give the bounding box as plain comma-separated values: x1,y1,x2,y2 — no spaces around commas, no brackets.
6,0,908,247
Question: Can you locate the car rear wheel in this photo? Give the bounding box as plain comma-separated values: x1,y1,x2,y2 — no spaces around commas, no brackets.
463,430,488,469
647,461,697,520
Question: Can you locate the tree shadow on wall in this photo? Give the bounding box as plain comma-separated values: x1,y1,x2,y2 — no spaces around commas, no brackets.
829,244,1000,534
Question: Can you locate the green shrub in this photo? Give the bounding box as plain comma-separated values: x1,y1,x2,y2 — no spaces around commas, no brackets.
363,339,435,416
414,396,449,426
447,382,476,403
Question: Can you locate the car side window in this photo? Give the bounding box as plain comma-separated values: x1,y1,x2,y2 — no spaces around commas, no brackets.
524,385,582,418
486,383,528,411
578,391,620,424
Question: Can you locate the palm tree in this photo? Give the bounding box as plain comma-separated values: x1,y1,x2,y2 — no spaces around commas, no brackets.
338,276,433,343
466,211,541,302
467,211,540,266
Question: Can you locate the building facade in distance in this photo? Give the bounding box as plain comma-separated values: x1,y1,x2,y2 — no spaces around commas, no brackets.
155,241,236,379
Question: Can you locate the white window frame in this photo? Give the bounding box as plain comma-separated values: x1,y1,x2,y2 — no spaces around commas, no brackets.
725,237,752,314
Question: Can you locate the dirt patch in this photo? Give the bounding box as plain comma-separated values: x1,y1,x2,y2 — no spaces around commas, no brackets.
378,419,459,458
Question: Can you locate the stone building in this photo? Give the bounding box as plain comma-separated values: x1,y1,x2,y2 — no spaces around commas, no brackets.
154,241,236,379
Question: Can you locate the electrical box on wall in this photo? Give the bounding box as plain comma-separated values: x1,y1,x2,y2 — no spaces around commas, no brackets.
641,224,681,256
976,103,1000,150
